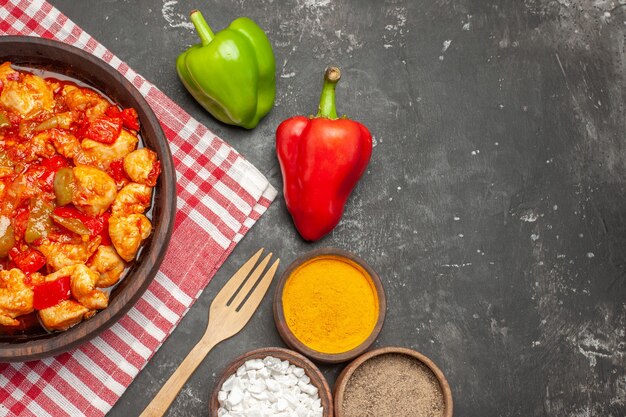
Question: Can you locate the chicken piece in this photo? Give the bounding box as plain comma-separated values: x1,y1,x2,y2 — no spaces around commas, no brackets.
61,84,110,121
123,148,160,187
38,299,93,331
0,269,34,326
0,74,54,120
29,132,57,159
72,166,117,216
38,236,101,271
62,85,97,110
0,149,12,166
111,183,152,216
61,85,109,117
86,101,111,122
0,170,45,217
88,245,125,287
8,129,79,163
73,129,139,170
49,129,81,159
31,129,81,159
29,272,45,287
109,214,152,262
45,264,108,310
0,62,17,83
0,167,13,179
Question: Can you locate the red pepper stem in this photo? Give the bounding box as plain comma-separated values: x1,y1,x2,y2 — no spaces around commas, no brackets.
190,10,215,46
315,67,341,119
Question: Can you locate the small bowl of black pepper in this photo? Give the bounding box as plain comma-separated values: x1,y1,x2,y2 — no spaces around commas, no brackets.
334,346,453,417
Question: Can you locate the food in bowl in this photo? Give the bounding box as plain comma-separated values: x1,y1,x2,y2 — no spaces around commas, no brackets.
0,62,160,332
217,355,324,417
334,347,453,417
210,347,333,417
281,254,380,354
274,248,386,363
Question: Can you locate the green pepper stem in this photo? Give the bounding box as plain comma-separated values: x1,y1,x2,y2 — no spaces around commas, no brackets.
190,10,215,46
316,67,341,119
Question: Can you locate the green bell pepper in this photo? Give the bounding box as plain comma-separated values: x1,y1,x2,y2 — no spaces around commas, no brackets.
0,217,15,258
24,199,53,244
0,112,10,128
53,167,75,206
176,10,276,129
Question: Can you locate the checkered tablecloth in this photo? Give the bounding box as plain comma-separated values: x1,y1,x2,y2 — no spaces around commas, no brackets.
0,1,277,416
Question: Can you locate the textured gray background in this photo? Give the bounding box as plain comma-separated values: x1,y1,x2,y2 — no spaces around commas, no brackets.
49,0,626,416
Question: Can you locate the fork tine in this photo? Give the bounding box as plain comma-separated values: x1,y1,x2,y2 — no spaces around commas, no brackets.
212,248,264,306
228,253,273,308
236,258,280,316
139,251,278,417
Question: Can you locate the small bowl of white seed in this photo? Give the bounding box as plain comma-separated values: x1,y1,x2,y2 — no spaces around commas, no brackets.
210,347,333,417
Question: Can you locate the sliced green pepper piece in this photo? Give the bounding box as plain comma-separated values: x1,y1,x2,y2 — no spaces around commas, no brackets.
24,200,54,244
0,112,10,128
53,167,75,206
0,216,15,258
176,10,276,129
50,213,91,236
0,150,9,166
34,112,74,132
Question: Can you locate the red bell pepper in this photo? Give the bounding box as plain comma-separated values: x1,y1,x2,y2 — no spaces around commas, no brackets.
105,106,140,131
40,155,69,172
33,276,71,310
12,207,30,241
108,159,130,184
98,212,112,246
52,206,111,244
39,155,69,190
276,67,372,241
9,247,46,273
82,115,122,144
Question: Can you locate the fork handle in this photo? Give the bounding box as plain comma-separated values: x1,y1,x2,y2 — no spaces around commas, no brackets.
139,336,217,417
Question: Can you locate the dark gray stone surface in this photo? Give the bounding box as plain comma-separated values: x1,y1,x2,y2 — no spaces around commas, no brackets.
49,0,626,416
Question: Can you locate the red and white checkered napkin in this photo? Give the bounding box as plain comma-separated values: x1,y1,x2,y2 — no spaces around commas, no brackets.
0,1,277,416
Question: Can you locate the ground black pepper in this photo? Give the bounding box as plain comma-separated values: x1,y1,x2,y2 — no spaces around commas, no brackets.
341,353,445,417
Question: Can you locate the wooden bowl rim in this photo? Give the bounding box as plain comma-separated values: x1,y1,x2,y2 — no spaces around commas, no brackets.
0,36,176,362
333,346,453,417
273,247,386,364
209,346,334,417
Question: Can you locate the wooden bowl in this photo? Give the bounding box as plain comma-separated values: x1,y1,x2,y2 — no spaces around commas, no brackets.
209,347,334,417
334,347,453,417
273,248,386,364
0,36,176,362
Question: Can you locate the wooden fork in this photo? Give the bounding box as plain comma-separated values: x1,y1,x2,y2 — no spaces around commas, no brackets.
139,248,280,417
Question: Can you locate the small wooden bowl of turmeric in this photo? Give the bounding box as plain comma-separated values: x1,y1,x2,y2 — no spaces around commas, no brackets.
273,248,386,364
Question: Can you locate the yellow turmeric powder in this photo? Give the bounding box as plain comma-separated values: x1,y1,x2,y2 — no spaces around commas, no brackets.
282,255,379,354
